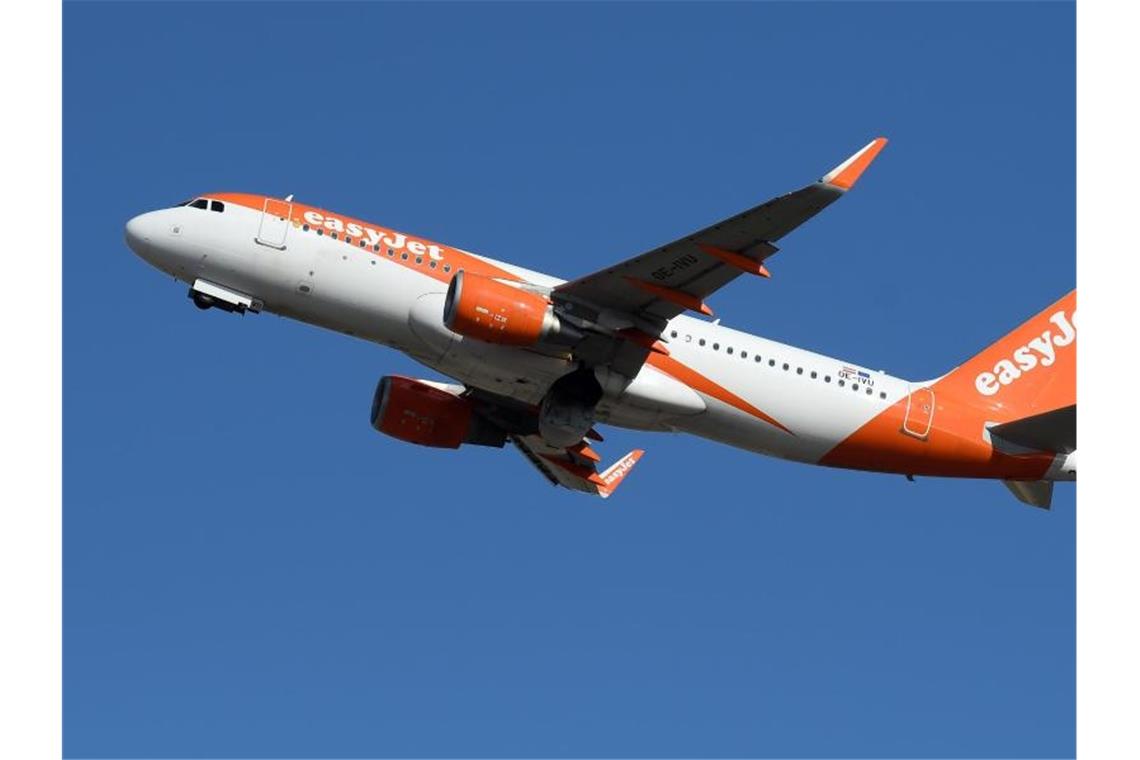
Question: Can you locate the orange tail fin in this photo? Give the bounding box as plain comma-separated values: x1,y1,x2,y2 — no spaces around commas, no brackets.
934,290,1076,422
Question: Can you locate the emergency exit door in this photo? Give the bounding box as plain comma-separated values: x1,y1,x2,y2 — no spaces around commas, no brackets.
902,386,935,439
256,197,292,249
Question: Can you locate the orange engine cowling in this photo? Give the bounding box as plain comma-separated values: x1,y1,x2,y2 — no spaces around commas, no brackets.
370,376,505,449
443,270,557,346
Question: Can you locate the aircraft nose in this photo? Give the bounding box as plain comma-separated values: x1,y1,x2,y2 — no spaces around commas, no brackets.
124,211,166,262
125,213,150,254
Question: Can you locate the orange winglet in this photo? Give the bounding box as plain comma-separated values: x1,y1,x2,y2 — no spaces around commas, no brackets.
698,244,771,278
541,448,646,498
597,449,645,499
821,137,888,190
617,327,671,355
624,277,714,317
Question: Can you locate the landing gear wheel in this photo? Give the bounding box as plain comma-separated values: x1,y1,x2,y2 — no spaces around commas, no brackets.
191,291,216,310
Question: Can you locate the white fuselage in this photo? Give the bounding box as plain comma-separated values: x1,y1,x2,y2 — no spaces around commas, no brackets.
126,199,909,466
125,194,1073,487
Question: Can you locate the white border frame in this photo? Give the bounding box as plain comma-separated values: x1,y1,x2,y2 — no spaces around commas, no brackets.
1078,0,1140,757
3,0,1138,757
0,0,62,758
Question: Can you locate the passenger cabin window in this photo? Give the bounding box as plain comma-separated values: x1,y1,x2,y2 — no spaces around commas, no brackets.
209,200,224,213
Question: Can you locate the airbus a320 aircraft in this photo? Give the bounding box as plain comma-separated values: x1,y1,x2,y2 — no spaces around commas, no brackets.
125,138,1075,507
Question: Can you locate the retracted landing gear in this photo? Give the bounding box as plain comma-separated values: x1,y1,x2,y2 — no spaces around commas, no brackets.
188,278,263,315
190,291,218,310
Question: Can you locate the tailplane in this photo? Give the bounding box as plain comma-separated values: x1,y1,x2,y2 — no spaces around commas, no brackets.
988,404,1076,454
1003,479,1055,509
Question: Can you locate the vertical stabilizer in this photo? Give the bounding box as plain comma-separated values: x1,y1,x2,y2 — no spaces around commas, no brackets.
933,291,1076,424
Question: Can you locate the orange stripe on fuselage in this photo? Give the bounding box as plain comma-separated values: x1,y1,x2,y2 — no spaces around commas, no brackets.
817,393,1056,479
209,192,523,285
819,292,1076,479
647,353,792,434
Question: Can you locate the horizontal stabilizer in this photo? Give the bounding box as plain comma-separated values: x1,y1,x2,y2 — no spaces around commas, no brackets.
1003,479,1054,509
989,404,1076,453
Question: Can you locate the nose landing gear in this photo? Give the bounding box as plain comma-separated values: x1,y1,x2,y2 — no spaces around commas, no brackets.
190,290,218,310
187,278,263,315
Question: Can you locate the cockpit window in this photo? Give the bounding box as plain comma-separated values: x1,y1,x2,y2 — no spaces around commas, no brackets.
189,198,209,210
210,200,225,213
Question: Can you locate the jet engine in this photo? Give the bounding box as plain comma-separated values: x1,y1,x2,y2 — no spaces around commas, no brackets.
370,376,505,449
443,271,578,346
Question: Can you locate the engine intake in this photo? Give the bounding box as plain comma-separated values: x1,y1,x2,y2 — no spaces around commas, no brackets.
370,376,505,449
444,271,575,346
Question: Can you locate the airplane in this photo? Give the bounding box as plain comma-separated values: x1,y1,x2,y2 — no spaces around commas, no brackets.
124,138,1075,507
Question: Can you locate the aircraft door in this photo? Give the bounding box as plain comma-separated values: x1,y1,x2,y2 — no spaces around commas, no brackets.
902,385,935,440
256,197,292,249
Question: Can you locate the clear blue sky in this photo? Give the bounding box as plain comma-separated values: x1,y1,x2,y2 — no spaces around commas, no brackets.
64,2,1074,757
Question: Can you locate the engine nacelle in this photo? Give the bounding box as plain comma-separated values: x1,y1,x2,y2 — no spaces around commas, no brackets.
444,270,571,346
370,376,505,449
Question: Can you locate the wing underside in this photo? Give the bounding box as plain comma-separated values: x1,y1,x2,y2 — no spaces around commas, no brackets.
511,434,644,499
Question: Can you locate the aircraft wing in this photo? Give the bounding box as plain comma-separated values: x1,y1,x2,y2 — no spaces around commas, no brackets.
552,138,888,330
511,434,644,499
